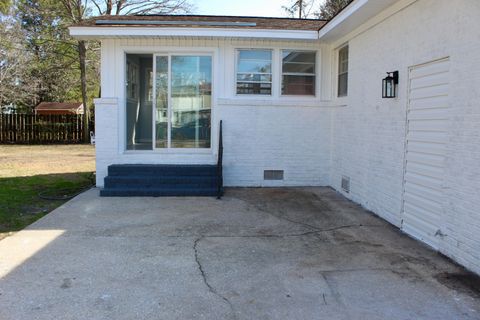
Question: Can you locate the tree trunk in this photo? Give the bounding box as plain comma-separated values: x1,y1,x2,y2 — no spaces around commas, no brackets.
78,40,89,143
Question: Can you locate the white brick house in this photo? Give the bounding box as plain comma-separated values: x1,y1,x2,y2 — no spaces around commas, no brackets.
70,0,480,275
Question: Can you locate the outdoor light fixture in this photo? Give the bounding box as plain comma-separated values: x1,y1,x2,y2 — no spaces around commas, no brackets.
382,71,399,98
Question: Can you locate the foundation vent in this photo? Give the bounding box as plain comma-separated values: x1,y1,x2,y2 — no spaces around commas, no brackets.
264,170,284,180
341,176,350,193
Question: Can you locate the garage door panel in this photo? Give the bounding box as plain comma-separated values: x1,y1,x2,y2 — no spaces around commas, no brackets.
409,84,449,100
407,130,448,144
410,72,449,90
404,171,442,191
406,141,446,156
407,108,449,121
404,181,443,203
409,95,448,110
402,212,440,248
404,203,441,230
405,150,445,167
406,161,445,179
404,191,443,214
408,119,449,132
402,58,449,250
409,60,449,79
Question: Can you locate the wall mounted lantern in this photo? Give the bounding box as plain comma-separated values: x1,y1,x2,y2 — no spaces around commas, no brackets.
382,71,399,98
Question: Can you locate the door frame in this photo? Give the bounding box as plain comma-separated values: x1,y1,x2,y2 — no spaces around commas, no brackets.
119,46,218,155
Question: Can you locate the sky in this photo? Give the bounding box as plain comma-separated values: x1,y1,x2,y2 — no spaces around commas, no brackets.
195,0,323,18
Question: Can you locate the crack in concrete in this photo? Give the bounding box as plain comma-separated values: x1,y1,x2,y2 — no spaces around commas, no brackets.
193,237,237,320
76,224,383,239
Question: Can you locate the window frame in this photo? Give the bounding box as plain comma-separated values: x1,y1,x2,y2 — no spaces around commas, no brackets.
280,49,317,97
235,48,273,96
337,44,349,98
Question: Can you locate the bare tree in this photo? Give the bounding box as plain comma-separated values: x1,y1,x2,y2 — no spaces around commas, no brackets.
89,0,190,15
58,0,191,142
315,0,352,20
0,16,39,111
282,0,317,19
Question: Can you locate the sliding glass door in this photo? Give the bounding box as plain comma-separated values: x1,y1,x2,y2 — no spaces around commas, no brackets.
154,54,212,150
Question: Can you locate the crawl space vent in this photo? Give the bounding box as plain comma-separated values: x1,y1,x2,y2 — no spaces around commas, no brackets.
341,176,350,193
264,170,284,180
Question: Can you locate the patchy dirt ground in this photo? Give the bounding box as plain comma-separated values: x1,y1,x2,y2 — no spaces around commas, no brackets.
0,187,478,320
0,145,95,178
0,145,95,239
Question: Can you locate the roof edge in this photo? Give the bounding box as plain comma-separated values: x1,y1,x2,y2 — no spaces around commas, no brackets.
318,0,414,42
68,26,320,41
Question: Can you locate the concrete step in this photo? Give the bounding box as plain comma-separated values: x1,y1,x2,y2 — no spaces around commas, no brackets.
99,187,218,197
108,164,217,177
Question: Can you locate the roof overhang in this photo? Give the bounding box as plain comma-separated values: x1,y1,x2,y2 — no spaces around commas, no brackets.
318,0,408,42
69,26,320,41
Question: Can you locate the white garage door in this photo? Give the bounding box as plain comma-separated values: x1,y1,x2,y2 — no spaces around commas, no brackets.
402,58,450,249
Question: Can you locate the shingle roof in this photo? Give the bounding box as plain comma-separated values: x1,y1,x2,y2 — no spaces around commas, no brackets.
35,102,83,111
74,15,327,31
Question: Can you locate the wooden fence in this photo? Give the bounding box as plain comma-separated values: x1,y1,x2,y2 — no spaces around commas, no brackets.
0,114,86,144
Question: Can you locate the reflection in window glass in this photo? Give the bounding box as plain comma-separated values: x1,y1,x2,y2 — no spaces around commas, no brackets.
155,56,168,148
236,49,272,95
170,56,212,148
126,54,153,150
281,50,316,96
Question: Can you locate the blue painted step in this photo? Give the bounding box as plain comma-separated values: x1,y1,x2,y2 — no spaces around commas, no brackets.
108,164,217,176
104,176,218,188
100,187,218,197
101,164,220,197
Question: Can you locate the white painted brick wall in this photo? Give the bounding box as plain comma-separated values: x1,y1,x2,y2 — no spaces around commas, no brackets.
93,0,480,275
95,38,333,188
329,0,480,274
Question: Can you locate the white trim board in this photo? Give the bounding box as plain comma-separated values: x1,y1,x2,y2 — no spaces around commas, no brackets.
69,26,320,41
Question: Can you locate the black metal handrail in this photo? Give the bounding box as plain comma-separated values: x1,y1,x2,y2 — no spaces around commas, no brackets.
217,120,224,199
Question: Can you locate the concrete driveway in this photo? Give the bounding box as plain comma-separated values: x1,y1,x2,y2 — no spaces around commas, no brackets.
0,188,479,320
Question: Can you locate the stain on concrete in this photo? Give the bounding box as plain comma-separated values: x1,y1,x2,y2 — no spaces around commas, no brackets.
435,272,480,298
60,278,73,289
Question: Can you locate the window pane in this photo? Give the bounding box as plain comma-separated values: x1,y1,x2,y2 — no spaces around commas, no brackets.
237,73,272,82
155,56,168,148
237,60,272,73
282,62,315,74
282,51,316,74
237,82,272,95
282,50,316,95
170,55,211,148
338,46,349,97
236,49,272,95
338,73,348,97
282,75,315,95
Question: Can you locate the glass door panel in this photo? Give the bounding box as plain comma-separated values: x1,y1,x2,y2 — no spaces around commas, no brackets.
155,56,168,148
126,54,153,150
170,56,212,148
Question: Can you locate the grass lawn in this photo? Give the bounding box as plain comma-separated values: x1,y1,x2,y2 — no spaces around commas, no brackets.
0,145,95,240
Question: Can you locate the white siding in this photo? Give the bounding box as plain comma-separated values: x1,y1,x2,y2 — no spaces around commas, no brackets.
329,0,480,274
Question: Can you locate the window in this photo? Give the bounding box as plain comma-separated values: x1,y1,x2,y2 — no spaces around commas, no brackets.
236,49,272,95
281,50,316,96
338,45,349,97
126,61,139,100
